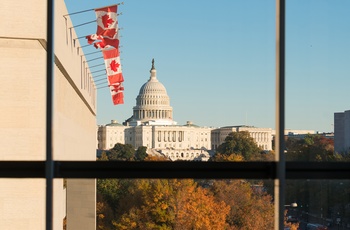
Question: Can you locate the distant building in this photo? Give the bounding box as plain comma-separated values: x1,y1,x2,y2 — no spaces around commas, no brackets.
211,126,272,151
271,129,316,136
98,120,126,150
334,110,350,153
97,61,273,160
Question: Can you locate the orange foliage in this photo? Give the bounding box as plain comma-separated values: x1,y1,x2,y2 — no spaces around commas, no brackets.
114,179,229,230
211,180,274,230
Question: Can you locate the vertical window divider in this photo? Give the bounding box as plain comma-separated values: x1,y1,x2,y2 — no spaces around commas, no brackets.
46,0,55,229
275,0,286,229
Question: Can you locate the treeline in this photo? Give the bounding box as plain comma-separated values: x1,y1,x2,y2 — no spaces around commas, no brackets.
96,131,345,229
96,132,277,229
284,133,350,161
97,177,276,230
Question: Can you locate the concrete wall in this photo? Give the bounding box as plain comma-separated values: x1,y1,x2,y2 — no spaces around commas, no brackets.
0,0,96,229
67,179,96,230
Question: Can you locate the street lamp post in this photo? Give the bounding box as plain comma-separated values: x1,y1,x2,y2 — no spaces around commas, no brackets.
285,202,298,208
336,213,341,230
285,203,298,224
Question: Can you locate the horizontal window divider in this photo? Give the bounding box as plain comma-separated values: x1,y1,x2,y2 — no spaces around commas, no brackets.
286,162,350,179
56,161,276,179
0,161,350,179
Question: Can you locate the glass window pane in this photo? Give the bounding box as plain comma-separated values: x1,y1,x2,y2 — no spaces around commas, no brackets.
286,0,350,161
286,179,350,229
96,178,275,229
89,0,276,162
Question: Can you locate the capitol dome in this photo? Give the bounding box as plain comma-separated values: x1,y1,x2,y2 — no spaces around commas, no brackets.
138,74,167,95
130,59,176,126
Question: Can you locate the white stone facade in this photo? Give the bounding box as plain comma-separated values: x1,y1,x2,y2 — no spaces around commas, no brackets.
0,0,96,229
98,62,212,160
271,129,316,136
98,120,126,150
211,126,273,151
97,62,273,161
125,123,212,161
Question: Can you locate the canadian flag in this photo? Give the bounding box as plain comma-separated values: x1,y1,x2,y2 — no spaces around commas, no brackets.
93,35,119,50
110,82,124,105
86,34,100,44
102,48,124,84
95,5,118,38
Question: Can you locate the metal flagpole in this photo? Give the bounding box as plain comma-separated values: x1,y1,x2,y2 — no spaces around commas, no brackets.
63,2,124,17
83,51,101,56
91,69,106,74
92,73,106,78
94,78,107,83
88,63,105,69
73,19,123,40
69,20,95,29
85,56,103,63
95,82,108,86
73,35,89,40
97,85,110,90
94,2,124,11
78,44,91,49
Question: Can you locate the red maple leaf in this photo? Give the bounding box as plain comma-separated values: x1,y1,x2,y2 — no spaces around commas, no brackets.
110,60,120,72
102,14,114,28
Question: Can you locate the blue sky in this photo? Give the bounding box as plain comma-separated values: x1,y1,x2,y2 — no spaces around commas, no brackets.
65,0,350,132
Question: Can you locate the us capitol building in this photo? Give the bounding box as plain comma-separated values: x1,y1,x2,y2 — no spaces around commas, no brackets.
97,60,272,161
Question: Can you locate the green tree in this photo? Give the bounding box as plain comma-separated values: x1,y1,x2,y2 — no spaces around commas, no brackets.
135,146,148,161
285,134,335,161
214,131,262,160
109,143,135,161
98,151,109,161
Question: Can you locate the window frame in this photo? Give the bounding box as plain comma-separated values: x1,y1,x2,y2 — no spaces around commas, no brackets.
1,1,350,230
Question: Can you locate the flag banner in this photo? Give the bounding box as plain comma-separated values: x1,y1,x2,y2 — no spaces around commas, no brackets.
110,82,124,105
86,34,100,44
95,5,118,38
93,35,119,50
103,48,124,84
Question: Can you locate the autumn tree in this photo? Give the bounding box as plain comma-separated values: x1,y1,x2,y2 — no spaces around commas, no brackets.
144,154,170,161
114,179,230,230
285,134,335,161
173,179,230,230
210,180,274,230
100,151,109,161
210,153,244,162
96,193,115,230
284,209,299,230
114,179,175,229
